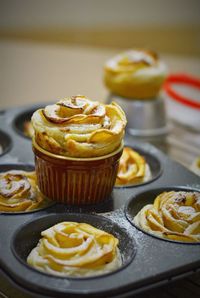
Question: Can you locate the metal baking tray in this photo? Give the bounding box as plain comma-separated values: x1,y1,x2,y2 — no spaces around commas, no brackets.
0,104,200,298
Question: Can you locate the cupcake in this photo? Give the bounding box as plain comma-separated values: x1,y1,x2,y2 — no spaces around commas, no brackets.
0,170,50,212
134,191,200,242
115,147,151,186
27,221,122,277
31,95,127,205
104,49,167,99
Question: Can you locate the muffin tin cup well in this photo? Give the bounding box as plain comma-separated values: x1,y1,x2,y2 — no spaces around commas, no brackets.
12,104,50,139
0,130,12,157
0,213,139,297
0,163,55,214
13,108,35,139
0,163,34,173
114,143,163,188
125,186,200,245
12,213,136,280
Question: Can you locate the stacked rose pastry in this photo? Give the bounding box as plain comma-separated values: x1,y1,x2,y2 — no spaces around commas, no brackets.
27,222,122,277
0,170,45,212
134,191,200,242
104,49,167,99
115,147,151,186
31,95,127,157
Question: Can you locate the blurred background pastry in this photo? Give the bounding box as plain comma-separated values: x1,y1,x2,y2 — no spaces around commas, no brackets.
115,146,151,186
23,120,34,138
104,49,167,99
104,48,169,144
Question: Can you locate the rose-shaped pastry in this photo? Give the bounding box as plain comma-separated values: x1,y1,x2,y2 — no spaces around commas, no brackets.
134,191,200,242
191,157,200,176
115,147,151,186
27,222,122,277
104,49,167,99
32,95,126,157
23,121,34,138
0,170,48,212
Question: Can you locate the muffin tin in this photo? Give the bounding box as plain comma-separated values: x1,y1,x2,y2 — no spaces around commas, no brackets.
0,103,200,298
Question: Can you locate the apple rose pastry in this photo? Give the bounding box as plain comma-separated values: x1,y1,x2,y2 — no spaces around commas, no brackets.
191,157,200,176
115,147,151,186
32,95,126,157
104,49,167,99
27,222,122,277
23,121,34,138
0,170,48,212
134,191,200,242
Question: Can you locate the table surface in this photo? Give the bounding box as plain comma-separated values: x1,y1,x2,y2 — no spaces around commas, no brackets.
0,40,200,297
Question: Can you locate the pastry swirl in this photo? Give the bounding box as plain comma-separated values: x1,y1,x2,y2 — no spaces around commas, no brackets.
23,121,34,138
27,222,122,277
0,170,46,212
104,49,167,99
115,147,151,186
32,95,127,157
191,157,200,176
134,191,200,242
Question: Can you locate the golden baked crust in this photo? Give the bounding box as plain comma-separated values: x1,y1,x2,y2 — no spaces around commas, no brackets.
32,95,127,157
27,221,122,277
23,121,34,138
115,147,151,186
134,191,200,242
191,157,200,176
0,170,47,212
104,49,167,99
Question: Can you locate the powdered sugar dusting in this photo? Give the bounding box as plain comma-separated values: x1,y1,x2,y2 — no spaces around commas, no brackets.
102,208,146,248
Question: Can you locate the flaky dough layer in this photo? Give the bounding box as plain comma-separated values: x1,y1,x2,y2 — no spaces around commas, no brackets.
32,95,127,157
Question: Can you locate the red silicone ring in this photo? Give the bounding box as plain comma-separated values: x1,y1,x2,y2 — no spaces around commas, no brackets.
164,73,200,110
